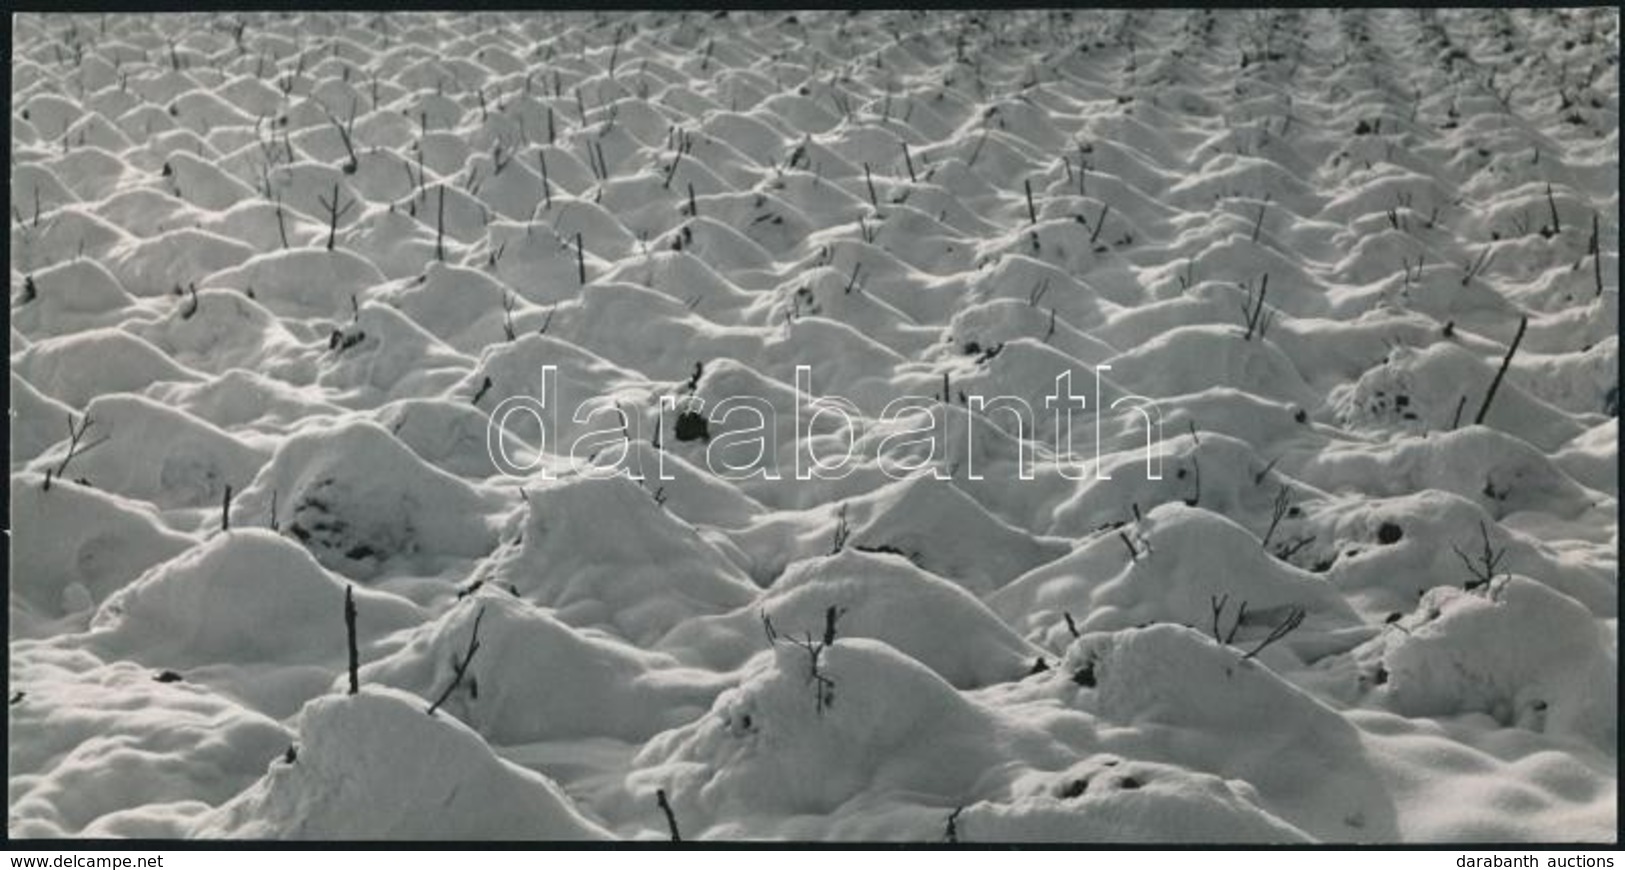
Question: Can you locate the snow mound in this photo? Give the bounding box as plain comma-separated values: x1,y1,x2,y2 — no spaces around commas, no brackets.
107,228,255,297
314,301,473,404
10,370,77,465
630,638,1063,834
202,248,387,320
475,473,758,645
9,7,1618,843
234,419,500,577
991,503,1360,650
10,476,193,636
89,529,422,667
24,393,267,511
844,475,1070,595
11,256,136,336
359,593,727,744
13,327,202,407
1358,578,1616,749
9,643,291,838
960,756,1312,843
1057,624,1397,840
664,548,1043,688
191,687,610,839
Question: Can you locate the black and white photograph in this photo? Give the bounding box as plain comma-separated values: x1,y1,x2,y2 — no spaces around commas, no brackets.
7,8,1620,846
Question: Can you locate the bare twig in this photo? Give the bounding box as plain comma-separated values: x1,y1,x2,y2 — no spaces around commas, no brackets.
823,604,845,646
1118,530,1139,561
1209,593,1230,644
501,291,518,341
656,789,681,842
427,605,486,716
830,503,850,554
1028,276,1051,307
344,585,359,694
1590,212,1603,297
435,184,446,261
662,128,689,189
48,413,107,487
1260,485,1291,550
1240,607,1305,660
1460,245,1494,286
1237,274,1273,341
526,149,548,211
1473,315,1527,426
326,101,358,174
1089,202,1110,245
1452,520,1507,591
316,182,354,251
787,631,836,715
1184,454,1202,506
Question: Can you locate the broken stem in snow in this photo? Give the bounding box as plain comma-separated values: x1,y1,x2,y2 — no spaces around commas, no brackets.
1241,607,1305,660
1260,485,1291,550
1210,594,1231,644
944,807,963,843
1473,314,1527,426
344,585,359,695
47,412,106,488
1545,183,1561,236
1118,530,1139,561
656,789,681,842
537,149,552,209
1089,202,1110,244
1453,520,1507,591
1460,244,1494,286
274,193,289,249
1590,212,1603,297
435,184,446,261
427,605,486,716
1237,274,1273,341
317,182,353,251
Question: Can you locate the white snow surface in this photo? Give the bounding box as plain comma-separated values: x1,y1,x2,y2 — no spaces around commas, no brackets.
9,10,1619,842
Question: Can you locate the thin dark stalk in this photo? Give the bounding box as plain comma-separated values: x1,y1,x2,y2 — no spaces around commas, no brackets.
1473,315,1528,426
344,585,360,695
576,233,587,285
427,605,486,716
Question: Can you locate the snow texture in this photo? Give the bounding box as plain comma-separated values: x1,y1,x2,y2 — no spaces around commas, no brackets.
8,9,1618,842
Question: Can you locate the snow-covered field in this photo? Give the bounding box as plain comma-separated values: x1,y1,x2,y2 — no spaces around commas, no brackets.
8,10,1619,842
